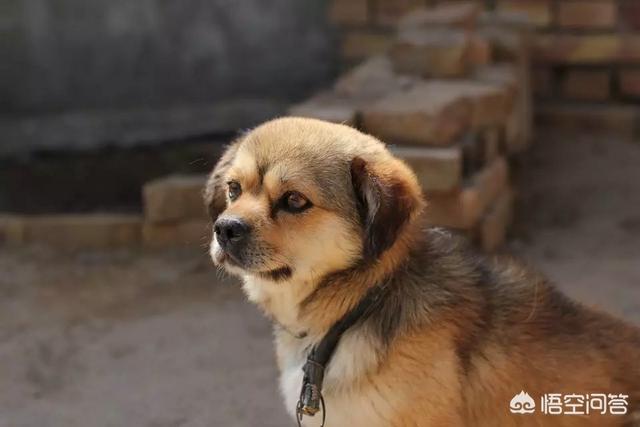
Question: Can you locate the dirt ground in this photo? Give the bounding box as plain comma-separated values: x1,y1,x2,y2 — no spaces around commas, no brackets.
1,129,639,427
510,129,640,324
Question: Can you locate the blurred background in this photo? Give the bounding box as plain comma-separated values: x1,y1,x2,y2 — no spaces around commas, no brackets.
1,1,639,426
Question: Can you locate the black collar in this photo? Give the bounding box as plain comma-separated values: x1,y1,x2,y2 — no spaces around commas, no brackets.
296,282,387,426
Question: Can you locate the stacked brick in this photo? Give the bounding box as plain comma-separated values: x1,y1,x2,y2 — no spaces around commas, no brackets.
527,0,640,101
290,1,531,251
332,0,640,99
523,0,640,133
0,176,211,250
329,0,640,134
142,175,210,249
0,213,141,249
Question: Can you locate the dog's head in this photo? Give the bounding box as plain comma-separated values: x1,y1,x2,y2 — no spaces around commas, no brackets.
205,117,424,286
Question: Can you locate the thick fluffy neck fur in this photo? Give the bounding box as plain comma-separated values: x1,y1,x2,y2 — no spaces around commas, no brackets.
242,211,423,342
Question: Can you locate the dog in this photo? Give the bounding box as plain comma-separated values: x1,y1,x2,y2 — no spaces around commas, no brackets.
204,117,640,426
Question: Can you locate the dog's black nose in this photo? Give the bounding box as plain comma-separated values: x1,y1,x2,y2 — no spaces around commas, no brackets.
214,217,251,251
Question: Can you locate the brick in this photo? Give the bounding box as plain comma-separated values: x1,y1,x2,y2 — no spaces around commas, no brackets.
620,0,640,31
480,9,533,30
398,2,480,31
620,36,640,63
143,175,208,223
329,0,369,25
478,189,513,252
480,27,528,63
534,35,620,64
467,36,493,67
502,57,533,151
480,127,503,164
143,220,211,249
496,0,552,27
479,22,531,63
374,0,424,26
505,104,525,153
291,56,420,127
619,69,640,98
502,59,533,153
389,145,463,193
562,69,611,101
425,157,509,229
424,189,478,229
21,214,142,249
341,31,393,61
0,214,24,244
362,80,511,146
473,63,519,96
291,56,420,126
425,132,499,181
479,10,535,152
333,55,417,100
532,67,554,98
536,104,639,138
433,79,514,130
557,1,617,29
474,62,532,152
361,82,472,146
288,92,357,125
470,156,509,216
390,28,471,78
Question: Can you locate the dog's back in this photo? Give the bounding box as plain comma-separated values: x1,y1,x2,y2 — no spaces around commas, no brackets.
414,229,640,426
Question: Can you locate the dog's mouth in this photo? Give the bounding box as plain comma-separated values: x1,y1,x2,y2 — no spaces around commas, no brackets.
215,250,242,267
256,266,293,282
217,251,292,282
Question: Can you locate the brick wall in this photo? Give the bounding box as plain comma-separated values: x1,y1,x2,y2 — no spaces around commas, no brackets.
330,0,640,105
529,0,640,104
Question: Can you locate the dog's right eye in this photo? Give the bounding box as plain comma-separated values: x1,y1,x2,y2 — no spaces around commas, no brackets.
227,181,242,201
280,191,312,214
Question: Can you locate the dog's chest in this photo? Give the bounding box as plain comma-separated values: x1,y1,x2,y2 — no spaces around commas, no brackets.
278,333,388,427
280,364,389,427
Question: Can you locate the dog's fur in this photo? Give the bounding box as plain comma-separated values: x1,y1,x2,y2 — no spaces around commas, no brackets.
205,117,640,426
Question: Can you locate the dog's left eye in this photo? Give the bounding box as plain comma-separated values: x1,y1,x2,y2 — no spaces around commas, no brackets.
281,191,311,213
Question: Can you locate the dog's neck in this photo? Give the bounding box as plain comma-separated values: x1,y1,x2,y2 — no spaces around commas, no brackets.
242,274,315,338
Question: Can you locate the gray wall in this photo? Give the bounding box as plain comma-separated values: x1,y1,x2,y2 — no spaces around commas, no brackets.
0,0,335,115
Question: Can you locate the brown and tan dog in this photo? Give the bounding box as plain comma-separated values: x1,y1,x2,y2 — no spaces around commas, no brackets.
205,117,640,426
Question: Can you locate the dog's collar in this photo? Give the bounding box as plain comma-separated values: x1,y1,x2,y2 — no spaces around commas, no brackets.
296,282,386,426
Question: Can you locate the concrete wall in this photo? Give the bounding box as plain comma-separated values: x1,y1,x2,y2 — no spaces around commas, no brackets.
0,0,335,115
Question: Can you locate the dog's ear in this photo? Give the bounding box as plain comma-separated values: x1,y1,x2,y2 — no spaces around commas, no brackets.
204,141,240,222
351,156,421,260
